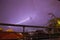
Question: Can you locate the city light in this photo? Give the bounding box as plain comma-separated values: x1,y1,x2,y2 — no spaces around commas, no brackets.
57,20,60,24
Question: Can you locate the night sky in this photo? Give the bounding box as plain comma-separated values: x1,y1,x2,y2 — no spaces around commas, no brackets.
0,0,60,32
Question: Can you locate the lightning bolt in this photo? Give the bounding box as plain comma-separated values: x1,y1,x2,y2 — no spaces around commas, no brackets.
16,17,30,24
8,17,31,28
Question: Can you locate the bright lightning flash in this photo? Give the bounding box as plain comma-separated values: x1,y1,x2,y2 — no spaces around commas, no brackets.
8,17,31,28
